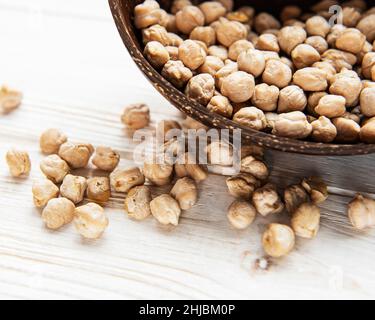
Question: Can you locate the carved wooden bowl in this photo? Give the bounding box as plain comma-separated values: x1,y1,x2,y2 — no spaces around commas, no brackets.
109,0,375,155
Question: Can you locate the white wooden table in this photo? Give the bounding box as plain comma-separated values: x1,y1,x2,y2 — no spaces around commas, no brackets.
1,0,375,300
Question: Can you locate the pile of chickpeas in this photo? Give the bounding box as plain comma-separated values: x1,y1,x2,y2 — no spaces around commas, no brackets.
135,0,375,144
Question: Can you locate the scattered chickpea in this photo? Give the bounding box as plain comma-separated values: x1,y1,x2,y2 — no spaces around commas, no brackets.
144,41,170,69
198,1,226,25
121,103,150,130
60,174,87,204
185,74,215,105
291,203,321,239
277,85,307,113
125,185,152,221
237,49,266,78
301,176,328,204
226,173,260,199
277,26,307,55
74,203,109,239
207,95,233,118
0,86,22,114
233,107,267,131
348,194,375,230
92,146,120,172
221,71,255,103
284,184,309,214
181,152,208,182
206,141,233,167
32,179,59,208
272,111,312,139
42,197,75,230
262,59,292,89
175,5,205,34
134,0,168,29
40,155,69,183
39,129,67,155
143,155,173,186
315,94,346,118
332,117,361,143
110,167,145,192
253,184,284,217
6,149,31,177
293,67,328,92
58,142,94,169
150,194,181,226
262,223,295,258
87,177,111,203
227,200,257,230
240,155,268,180
311,116,338,143
216,20,248,47
157,119,182,142
305,16,331,37
170,177,198,210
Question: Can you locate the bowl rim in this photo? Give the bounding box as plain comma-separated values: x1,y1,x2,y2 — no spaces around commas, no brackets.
108,0,375,156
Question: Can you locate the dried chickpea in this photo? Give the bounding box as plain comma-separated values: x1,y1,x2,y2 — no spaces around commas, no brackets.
175,5,205,34
178,40,206,71
280,57,294,70
272,111,312,139
150,194,181,226
251,84,279,112
342,0,367,11
58,142,94,169
171,0,191,15
238,6,255,19
336,28,366,54
253,184,284,217
291,203,321,239
125,185,152,221
240,155,268,180
166,13,178,33
362,52,375,79
284,184,309,214
87,177,111,203
326,23,346,48
233,107,267,131
217,0,233,12
301,177,328,204
291,44,320,69
162,60,193,89
226,173,260,199
228,40,254,61
262,59,292,89
216,20,248,47
198,1,226,24
256,34,280,52
181,152,208,182
358,41,374,64
208,45,228,61
283,19,306,28
237,49,265,78
227,200,257,230
215,61,237,88
0,86,22,114
293,67,328,92
240,144,264,159
254,12,281,34
311,0,338,13
333,117,361,143
42,198,75,230
40,155,69,183
32,179,59,208
277,26,307,55
74,203,108,239
144,41,170,69
305,36,328,54
39,129,67,155
221,71,255,103
360,88,375,117
60,174,87,204
280,5,302,22
174,163,188,178
329,70,362,107
170,177,198,210
110,167,145,192
206,141,233,167
360,117,375,143
198,55,224,76
348,194,375,230
311,116,337,143
207,95,233,118
6,149,31,177
185,74,215,105
92,146,120,172
262,223,295,258
322,49,357,72
226,11,249,23
167,32,183,47
142,25,170,46
190,26,216,47
315,94,346,118
277,85,307,113
121,103,150,130
143,155,173,186
305,15,331,37
312,61,337,80
134,0,168,29
356,14,375,43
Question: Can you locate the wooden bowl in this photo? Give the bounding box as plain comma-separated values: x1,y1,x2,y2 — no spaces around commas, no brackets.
109,0,375,156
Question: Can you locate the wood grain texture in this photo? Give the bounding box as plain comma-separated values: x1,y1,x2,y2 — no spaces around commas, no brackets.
1,0,375,300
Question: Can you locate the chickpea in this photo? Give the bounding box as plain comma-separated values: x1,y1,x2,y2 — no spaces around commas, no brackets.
39,129,67,155
342,0,367,11
171,0,191,15
322,49,357,72
253,184,284,217
185,73,215,105
360,87,375,117
205,141,233,167
40,155,69,183
221,71,255,103
362,80,375,89
144,41,170,69
280,5,302,22
143,154,173,186
333,117,361,143
87,177,111,203
121,103,150,130
207,95,233,118
335,28,366,54
181,152,208,182
226,173,260,199
280,57,294,70
262,51,280,62
293,67,328,92
237,49,265,78
356,14,375,43
326,24,346,48
150,194,181,226
208,45,228,61
301,176,328,204
190,26,216,47
272,111,312,139
284,184,309,214
170,177,198,210
329,70,362,107
262,223,295,258
142,25,170,46
162,60,193,89
277,26,307,55
110,167,145,192
251,84,279,112
240,144,264,159
305,36,328,54
215,60,237,88
60,174,87,204
178,40,206,71
92,146,120,172
125,185,152,221
166,13,178,33
42,198,75,230
277,85,307,113
360,117,375,143
6,149,31,177
134,0,168,29
32,179,59,208
311,0,338,13
167,32,183,47
228,40,254,61
0,86,22,114
240,155,268,180
198,55,224,76
291,44,320,69
362,52,375,79
175,5,205,34
227,200,257,230
262,59,292,89
283,19,306,28
58,142,94,169
74,203,108,239
226,11,249,23
305,15,330,37
265,112,279,130
217,0,233,12
312,61,336,80
357,41,373,64
348,194,375,230
307,92,327,116
198,1,226,25
216,20,248,47
174,163,188,178
254,12,281,34
238,6,255,20
314,94,346,118
256,34,280,52
291,203,321,239
311,116,337,143
233,107,267,131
